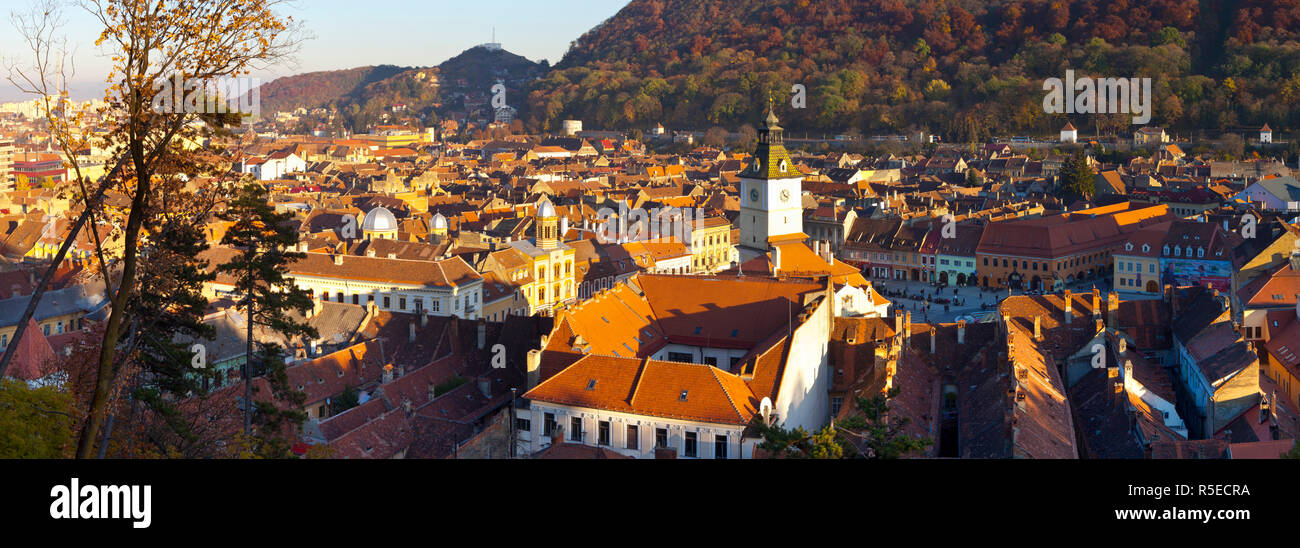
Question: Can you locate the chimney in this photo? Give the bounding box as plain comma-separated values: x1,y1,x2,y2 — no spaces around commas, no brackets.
904,311,912,339
772,246,782,275
333,254,344,266
477,376,491,398
526,349,542,390
894,313,903,338
1115,359,1132,409
1063,290,1073,324
957,320,966,344
1106,359,1121,402
560,216,569,239
1091,288,1101,319
1096,317,1105,333
1033,315,1042,340
1107,291,1119,328
1163,284,1174,306
824,241,834,265
477,319,487,350
1118,336,1127,356
929,326,937,354
383,364,394,384
421,308,429,327
409,321,417,343
366,248,376,258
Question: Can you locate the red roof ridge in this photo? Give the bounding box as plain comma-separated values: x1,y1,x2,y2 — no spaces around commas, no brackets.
707,365,745,422
627,356,651,406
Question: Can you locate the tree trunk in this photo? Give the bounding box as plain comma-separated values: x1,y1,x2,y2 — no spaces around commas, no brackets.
244,294,254,437
75,139,150,459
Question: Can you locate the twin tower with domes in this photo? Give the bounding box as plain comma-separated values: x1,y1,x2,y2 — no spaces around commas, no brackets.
359,206,449,244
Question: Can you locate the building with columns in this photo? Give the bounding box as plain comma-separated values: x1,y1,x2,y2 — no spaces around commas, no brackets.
203,247,484,320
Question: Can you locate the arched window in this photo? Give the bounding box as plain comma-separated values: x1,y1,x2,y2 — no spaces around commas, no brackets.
1163,245,1170,255
1173,246,1180,256
1197,247,1204,258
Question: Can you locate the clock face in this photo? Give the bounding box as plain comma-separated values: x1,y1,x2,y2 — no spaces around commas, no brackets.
780,189,791,203
750,188,760,202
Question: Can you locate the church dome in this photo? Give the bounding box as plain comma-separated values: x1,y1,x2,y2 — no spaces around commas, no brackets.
362,206,398,232
431,212,448,230
537,198,556,218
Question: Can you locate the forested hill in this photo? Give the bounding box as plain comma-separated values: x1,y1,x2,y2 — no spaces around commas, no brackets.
525,0,1300,139
256,46,547,132
259,65,414,114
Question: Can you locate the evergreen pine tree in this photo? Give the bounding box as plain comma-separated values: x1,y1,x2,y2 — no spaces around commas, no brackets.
216,182,318,453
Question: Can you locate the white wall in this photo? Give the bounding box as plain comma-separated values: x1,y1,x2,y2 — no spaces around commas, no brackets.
774,295,832,432
525,403,745,459
654,343,750,369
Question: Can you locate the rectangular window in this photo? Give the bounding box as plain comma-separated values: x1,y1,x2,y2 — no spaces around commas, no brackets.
668,352,693,363
598,420,610,446
684,432,698,457
515,418,531,432
626,425,639,450
544,413,557,437
714,435,728,459
399,297,407,311
570,417,583,442
655,428,668,448
383,296,391,308
831,396,844,416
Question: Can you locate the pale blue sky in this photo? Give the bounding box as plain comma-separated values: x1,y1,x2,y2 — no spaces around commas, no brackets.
1,0,628,101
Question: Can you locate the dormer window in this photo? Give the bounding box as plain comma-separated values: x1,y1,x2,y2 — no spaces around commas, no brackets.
1197,247,1204,258
1125,243,1133,251
1173,246,1180,256
1142,244,1150,253
1163,245,1170,255
779,160,788,173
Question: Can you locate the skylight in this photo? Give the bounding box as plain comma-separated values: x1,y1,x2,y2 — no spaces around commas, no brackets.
679,390,689,401
586,379,597,391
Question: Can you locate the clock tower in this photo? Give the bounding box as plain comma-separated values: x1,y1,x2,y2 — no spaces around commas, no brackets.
738,103,805,263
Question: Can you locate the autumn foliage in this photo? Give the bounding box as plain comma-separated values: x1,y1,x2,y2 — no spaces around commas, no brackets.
527,0,1300,137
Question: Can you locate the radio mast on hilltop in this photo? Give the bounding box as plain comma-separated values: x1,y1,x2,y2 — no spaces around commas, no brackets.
483,27,503,51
